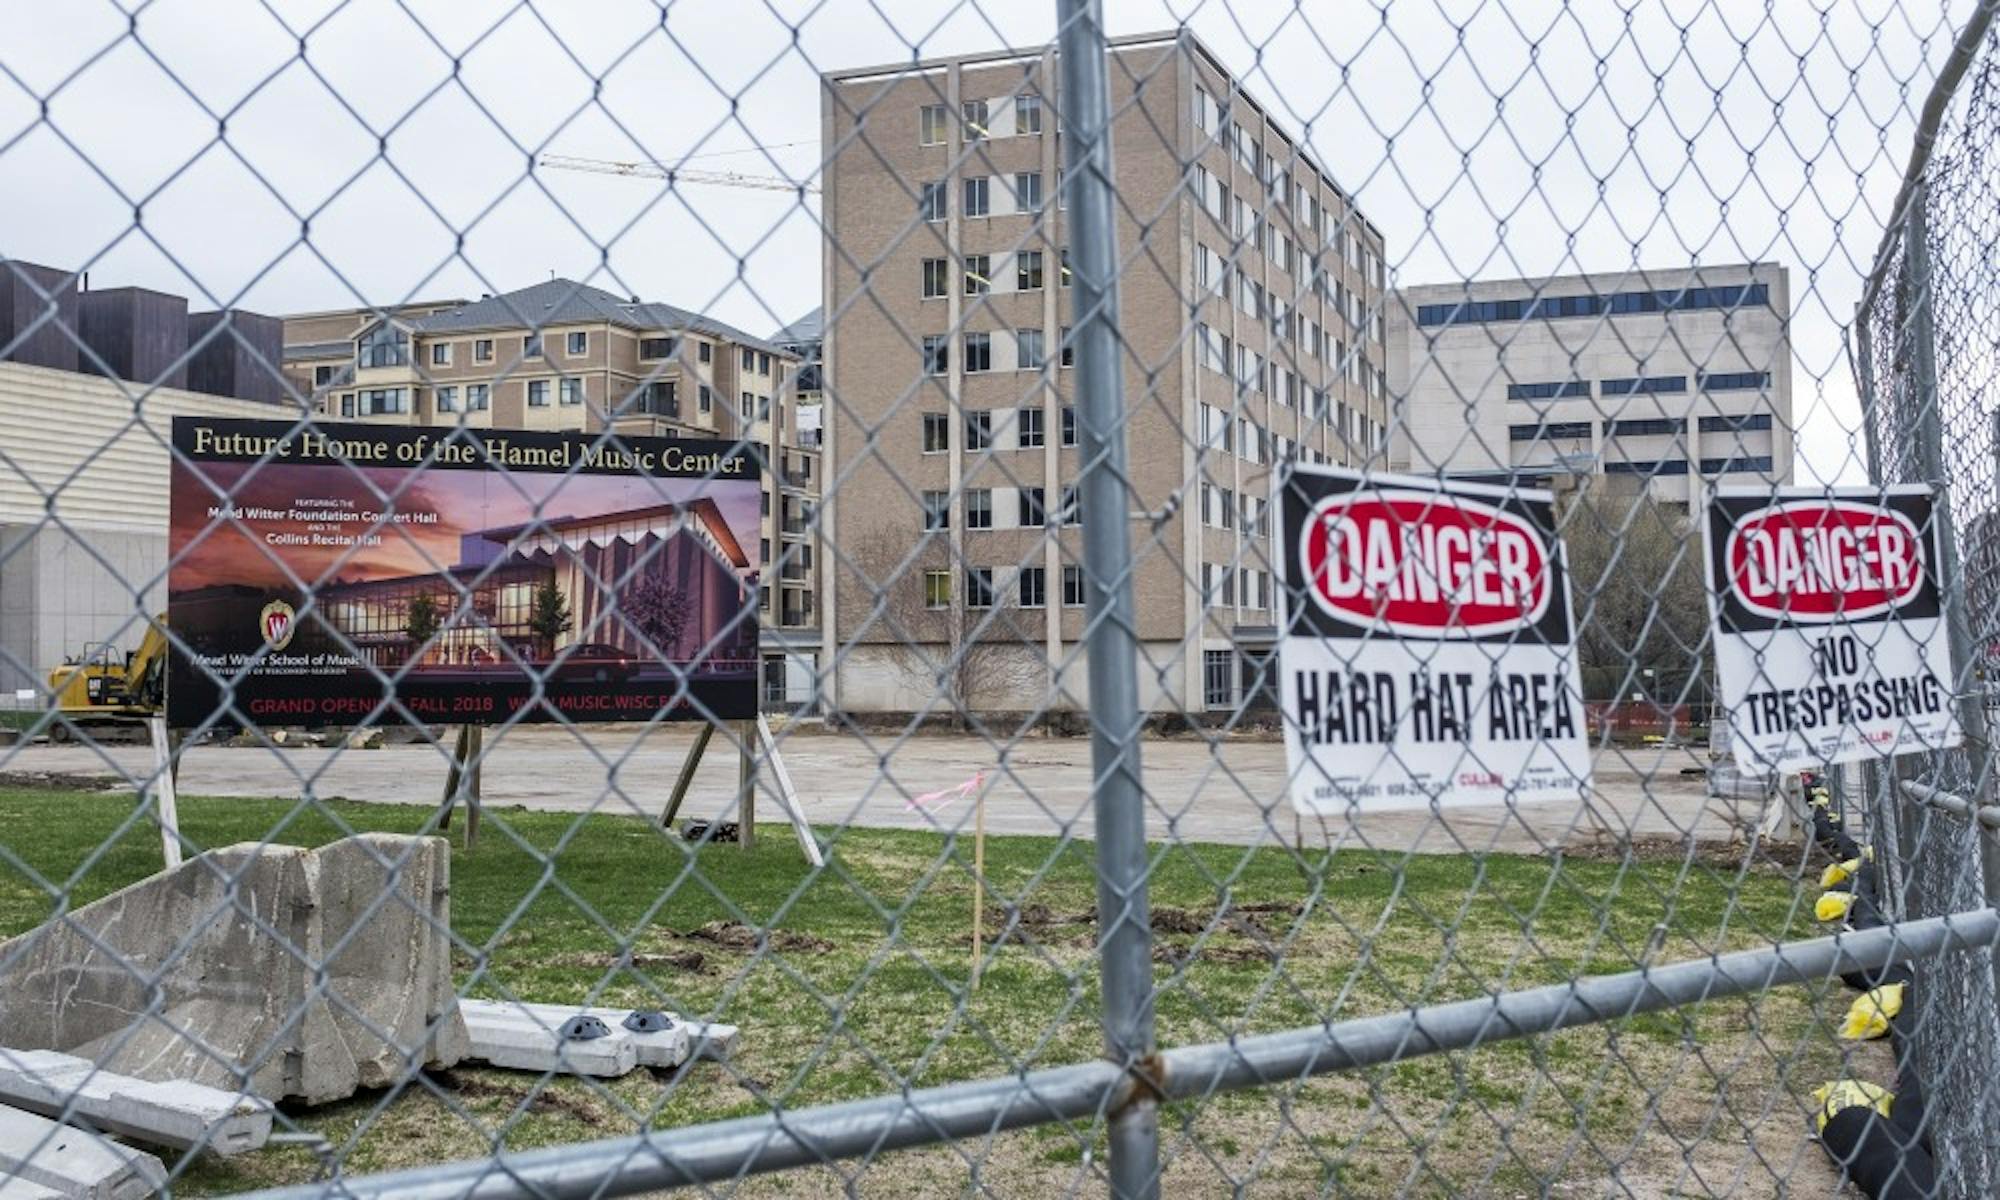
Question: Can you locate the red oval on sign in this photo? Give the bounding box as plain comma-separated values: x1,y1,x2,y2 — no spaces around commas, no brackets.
1723,500,1924,622
1298,489,1553,637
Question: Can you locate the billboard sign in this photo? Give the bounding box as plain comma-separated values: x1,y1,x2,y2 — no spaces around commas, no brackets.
1706,485,1961,771
167,416,761,728
1274,466,1591,814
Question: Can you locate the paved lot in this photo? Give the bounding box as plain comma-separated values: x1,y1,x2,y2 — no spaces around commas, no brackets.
1,725,1757,854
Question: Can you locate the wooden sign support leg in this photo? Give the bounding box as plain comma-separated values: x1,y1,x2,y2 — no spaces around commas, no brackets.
754,714,823,867
441,726,465,829
462,726,484,852
147,716,183,870
737,720,756,850
970,783,987,990
660,722,715,828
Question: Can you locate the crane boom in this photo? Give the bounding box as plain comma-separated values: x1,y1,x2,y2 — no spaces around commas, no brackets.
539,154,820,195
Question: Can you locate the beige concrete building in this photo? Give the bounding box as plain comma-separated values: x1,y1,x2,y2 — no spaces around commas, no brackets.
281,280,823,707
821,30,1390,716
1387,263,1795,504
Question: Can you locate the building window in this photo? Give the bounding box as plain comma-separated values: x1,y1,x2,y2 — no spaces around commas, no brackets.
640,336,676,359
1015,93,1042,134
698,384,713,412
523,334,542,358
1018,406,1044,448
566,331,587,356
965,254,992,295
966,489,993,529
1019,567,1046,608
699,342,712,364
924,570,951,608
1204,649,1236,710
922,335,949,376
1014,171,1043,211
1508,420,1592,441
1700,454,1775,474
923,412,950,453
922,490,950,531
1019,487,1046,527
1061,406,1076,446
560,378,583,405
963,176,990,218
759,352,771,375
1060,325,1075,367
1699,371,1773,392
741,391,755,418
339,393,354,416
430,343,450,366
358,387,407,415
923,257,949,299
966,409,992,449
473,338,493,362
1506,380,1592,401
1697,412,1774,432
967,567,995,608
639,380,677,416
467,383,489,410
1016,328,1045,370
1060,249,1072,286
921,181,947,222
436,386,457,412
1016,250,1045,291
313,364,336,387
358,324,407,368
1057,486,1080,526
1601,375,1688,396
964,332,992,373
1062,565,1086,607
1605,417,1678,437
526,380,549,406
920,104,948,145
962,98,989,140
741,347,755,371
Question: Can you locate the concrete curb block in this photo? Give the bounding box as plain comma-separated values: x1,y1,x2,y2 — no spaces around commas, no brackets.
0,1050,271,1156
0,1105,165,1200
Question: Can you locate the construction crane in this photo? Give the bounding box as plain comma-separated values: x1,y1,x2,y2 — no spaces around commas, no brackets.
539,154,821,195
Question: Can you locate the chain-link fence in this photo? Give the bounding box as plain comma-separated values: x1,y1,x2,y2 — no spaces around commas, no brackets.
1855,13,2000,1192
2,1,1999,1197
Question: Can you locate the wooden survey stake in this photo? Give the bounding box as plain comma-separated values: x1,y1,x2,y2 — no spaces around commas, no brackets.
146,716,182,870
440,725,484,850
970,782,987,990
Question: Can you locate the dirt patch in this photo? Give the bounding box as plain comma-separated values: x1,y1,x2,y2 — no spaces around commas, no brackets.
0,771,128,793
550,949,711,974
1561,834,1810,874
426,1069,609,1128
684,920,834,955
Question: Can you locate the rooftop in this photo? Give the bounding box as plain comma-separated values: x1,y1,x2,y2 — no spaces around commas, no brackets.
411,279,794,359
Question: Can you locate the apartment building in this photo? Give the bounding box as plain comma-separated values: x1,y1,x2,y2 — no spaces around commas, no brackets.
280,279,823,706
1387,263,1794,505
821,30,1391,716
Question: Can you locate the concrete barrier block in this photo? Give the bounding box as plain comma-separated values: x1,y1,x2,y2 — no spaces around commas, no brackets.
0,836,467,1106
0,1105,165,1200
457,1002,640,1077
0,1050,270,1156
499,1003,692,1068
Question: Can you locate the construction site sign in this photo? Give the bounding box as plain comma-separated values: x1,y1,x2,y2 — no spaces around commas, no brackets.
1706,485,1962,772
166,416,761,728
1273,466,1590,814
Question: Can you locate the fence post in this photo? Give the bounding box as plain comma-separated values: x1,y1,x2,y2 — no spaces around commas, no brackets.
1905,179,2000,1188
1052,3,1159,1198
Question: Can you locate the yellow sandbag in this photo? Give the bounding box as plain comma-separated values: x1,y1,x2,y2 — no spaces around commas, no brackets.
1821,857,1864,889
1816,891,1856,922
1811,1079,1893,1133
1838,983,1907,1041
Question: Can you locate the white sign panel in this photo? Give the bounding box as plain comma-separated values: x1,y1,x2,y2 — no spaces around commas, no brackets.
1705,485,1962,773
1273,466,1591,814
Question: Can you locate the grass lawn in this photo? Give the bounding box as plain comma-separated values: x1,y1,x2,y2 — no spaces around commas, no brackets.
0,787,1847,1197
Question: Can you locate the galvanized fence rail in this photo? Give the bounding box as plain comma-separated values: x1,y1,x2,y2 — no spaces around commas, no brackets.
0,0,1997,1197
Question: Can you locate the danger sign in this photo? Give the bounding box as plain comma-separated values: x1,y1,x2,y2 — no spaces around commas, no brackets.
1706,486,1961,773
1274,466,1591,814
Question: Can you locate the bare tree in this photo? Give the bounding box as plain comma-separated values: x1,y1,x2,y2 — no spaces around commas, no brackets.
1557,477,1711,705
848,531,1048,722
621,573,690,660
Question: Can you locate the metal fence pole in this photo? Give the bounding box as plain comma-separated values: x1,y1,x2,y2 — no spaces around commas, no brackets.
1905,179,2000,1187
1053,3,1159,1197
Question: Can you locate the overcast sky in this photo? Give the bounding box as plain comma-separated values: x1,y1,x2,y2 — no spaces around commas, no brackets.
0,0,1973,484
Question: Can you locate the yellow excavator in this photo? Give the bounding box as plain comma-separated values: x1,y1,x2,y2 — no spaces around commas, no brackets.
46,617,169,737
